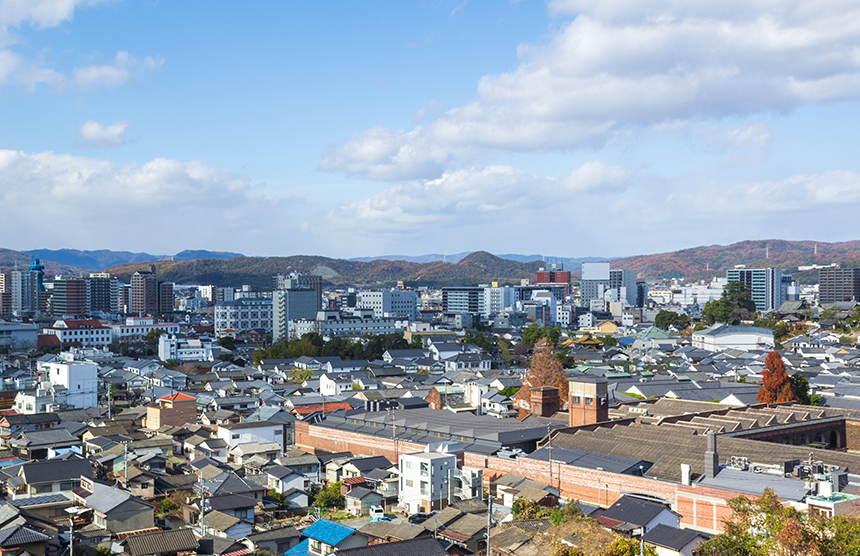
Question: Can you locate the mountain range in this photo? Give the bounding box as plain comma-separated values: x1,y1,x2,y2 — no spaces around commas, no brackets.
0,239,857,286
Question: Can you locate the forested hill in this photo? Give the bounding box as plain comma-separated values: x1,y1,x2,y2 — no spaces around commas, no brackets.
608,239,860,283
105,251,545,288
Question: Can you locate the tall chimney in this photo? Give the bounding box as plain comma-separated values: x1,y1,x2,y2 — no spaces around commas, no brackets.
705,430,719,478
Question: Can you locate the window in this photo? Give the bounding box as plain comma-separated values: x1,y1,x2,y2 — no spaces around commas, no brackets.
420,481,428,495
60,482,73,490
232,434,240,439
405,479,413,488
571,396,580,405
585,397,593,406
34,485,52,493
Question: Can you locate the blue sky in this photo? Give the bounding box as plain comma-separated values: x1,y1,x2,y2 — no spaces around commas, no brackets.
3,0,860,259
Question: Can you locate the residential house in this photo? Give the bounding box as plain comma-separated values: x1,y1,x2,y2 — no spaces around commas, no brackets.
7,455,92,499
265,465,309,508
73,476,155,534
216,421,286,452
241,526,302,556
286,519,367,555
145,392,197,430
642,524,708,556
344,487,384,516
120,528,198,556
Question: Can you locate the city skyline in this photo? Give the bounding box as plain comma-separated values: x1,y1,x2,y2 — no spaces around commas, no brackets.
3,1,860,257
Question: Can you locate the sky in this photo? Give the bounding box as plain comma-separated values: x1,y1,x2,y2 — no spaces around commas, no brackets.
3,0,860,259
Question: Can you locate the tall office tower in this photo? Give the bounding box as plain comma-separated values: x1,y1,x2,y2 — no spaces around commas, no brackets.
87,274,120,314
726,268,784,312
119,284,131,313
580,263,638,307
10,270,37,316
272,288,319,341
536,261,572,296
482,285,516,318
819,268,860,304
131,265,174,315
158,281,175,314
51,278,88,317
273,273,322,310
442,286,485,315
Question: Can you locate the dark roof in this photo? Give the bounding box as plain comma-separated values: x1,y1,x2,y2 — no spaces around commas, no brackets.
244,526,301,543
600,496,669,527
642,524,707,550
337,537,447,556
123,528,199,556
20,457,93,484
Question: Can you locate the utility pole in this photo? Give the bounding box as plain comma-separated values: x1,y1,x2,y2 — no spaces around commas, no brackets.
124,441,128,486
547,423,553,490
485,492,493,556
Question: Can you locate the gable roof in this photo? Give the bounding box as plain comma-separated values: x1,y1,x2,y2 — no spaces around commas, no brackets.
300,519,356,546
20,456,93,484
337,537,447,556
600,496,670,527
642,524,706,550
123,528,199,556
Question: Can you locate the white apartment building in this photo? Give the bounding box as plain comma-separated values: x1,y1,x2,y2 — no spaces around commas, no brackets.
215,298,273,336
109,316,180,343
357,289,418,318
483,286,516,318
42,319,112,347
289,309,400,340
39,357,98,410
398,443,482,513
158,334,214,362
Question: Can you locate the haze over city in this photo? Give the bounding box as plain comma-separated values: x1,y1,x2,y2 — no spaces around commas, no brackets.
3,1,860,258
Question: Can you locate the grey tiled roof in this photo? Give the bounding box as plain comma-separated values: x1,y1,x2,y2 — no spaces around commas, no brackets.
123,528,199,556
337,537,447,556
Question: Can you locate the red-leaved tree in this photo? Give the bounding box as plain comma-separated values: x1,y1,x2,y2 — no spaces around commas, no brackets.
757,351,797,404
514,338,568,410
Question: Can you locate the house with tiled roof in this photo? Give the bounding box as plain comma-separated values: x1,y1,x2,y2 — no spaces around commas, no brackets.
120,527,198,556
73,476,155,535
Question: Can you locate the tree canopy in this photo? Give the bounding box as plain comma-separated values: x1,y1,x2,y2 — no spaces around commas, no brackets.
655,310,691,330
253,332,408,365
515,338,568,409
758,351,797,404
701,282,757,325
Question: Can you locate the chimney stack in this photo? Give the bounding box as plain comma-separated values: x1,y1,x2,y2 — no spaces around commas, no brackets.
705,430,719,478
681,464,691,486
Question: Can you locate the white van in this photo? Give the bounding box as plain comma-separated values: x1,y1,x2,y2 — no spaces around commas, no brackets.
369,505,385,518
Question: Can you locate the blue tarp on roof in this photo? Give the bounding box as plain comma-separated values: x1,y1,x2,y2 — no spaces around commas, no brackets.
284,538,312,555
299,519,355,546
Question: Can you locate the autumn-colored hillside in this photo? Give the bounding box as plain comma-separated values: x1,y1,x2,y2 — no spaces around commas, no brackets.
608,239,860,282
0,248,86,276
105,251,545,288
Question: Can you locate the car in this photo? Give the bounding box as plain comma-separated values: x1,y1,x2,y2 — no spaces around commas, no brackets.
408,512,432,524
369,505,385,518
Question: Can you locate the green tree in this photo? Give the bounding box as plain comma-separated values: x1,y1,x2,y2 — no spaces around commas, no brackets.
288,367,314,383
522,323,543,345
144,328,167,345
314,481,345,509
655,310,689,330
549,500,583,526
702,282,756,325
790,373,811,405
217,336,237,350
511,498,551,520
601,538,657,556
600,335,618,347
499,386,520,398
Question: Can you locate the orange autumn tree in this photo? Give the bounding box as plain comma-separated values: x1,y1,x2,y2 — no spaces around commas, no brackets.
514,338,568,411
757,351,797,404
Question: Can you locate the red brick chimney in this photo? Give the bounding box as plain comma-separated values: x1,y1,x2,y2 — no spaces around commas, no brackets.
530,386,560,417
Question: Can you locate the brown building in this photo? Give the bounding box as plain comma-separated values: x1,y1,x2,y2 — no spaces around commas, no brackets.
130,266,174,316
819,268,860,304
568,376,609,427
52,278,88,317
530,386,560,418
146,392,197,430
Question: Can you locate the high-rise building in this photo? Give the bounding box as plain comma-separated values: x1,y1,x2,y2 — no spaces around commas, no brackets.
442,287,484,315
51,278,88,317
356,289,418,318
726,267,785,313
819,268,860,304
272,288,319,341
274,273,322,310
215,298,273,336
130,266,174,316
580,263,637,307
87,274,120,314
536,262,572,296
10,270,37,316
482,286,516,318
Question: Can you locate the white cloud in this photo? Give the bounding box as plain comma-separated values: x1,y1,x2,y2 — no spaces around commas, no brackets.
321,161,633,242
0,48,63,89
74,51,164,89
0,149,301,252
698,123,772,149
0,0,107,44
78,119,128,147
322,0,860,180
